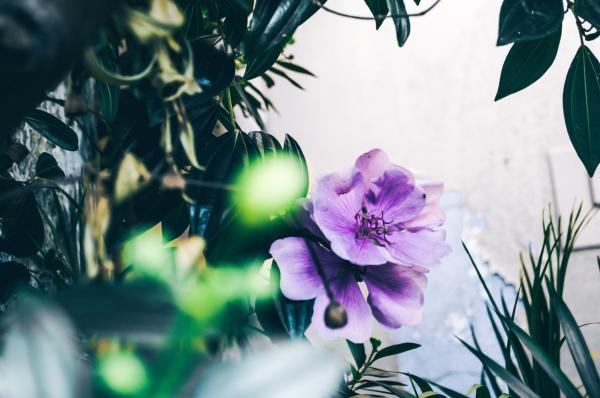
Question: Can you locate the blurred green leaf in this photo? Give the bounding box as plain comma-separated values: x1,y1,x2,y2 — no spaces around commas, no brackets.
0,179,44,257
0,261,30,302
495,28,561,101
23,109,78,151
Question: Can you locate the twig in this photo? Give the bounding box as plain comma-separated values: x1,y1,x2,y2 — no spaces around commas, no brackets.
311,0,443,20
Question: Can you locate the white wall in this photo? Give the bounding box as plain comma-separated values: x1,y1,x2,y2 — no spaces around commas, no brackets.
263,0,600,282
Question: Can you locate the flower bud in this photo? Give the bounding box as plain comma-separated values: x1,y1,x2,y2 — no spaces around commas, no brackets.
324,301,347,329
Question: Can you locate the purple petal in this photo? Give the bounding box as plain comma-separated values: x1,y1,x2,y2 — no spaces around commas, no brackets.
363,264,427,328
368,168,426,224
270,237,344,301
311,169,389,265
385,228,451,268
311,273,372,343
354,149,393,182
402,183,446,229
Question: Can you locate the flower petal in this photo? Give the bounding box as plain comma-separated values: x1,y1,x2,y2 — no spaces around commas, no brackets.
311,274,372,343
368,168,426,224
402,183,446,229
354,149,393,182
363,264,427,328
312,169,389,265
270,237,344,301
385,228,451,268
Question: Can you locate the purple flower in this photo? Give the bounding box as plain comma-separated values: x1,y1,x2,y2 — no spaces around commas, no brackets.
270,238,427,343
312,149,450,267
269,149,450,342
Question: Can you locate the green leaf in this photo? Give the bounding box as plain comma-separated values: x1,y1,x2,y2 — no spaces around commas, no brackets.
23,109,78,151
497,0,563,46
547,282,600,398
459,338,540,398
275,60,316,77
386,0,410,47
501,315,582,398
346,340,366,368
244,0,323,65
268,66,305,90
35,153,65,180
282,134,309,198
244,43,285,80
563,45,600,177
0,179,45,257
364,0,389,29
373,342,420,362
0,261,30,301
495,28,561,101
575,0,600,30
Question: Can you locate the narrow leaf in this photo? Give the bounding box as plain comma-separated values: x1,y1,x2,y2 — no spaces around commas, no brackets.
386,0,410,47
459,338,540,398
373,342,420,361
547,282,600,397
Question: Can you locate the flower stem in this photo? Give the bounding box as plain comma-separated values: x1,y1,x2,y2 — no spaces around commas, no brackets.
223,86,236,132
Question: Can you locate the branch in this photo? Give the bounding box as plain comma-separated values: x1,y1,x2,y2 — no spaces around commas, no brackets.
310,0,443,20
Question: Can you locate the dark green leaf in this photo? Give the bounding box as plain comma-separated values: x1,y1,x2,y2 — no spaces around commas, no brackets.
495,28,561,100
459,338,540,398
563,45,600,177
96,45,120,122
269,66,305,90
373,342,420,362
501,315,581,397
244,43,285,80
282,134,309,198
161,201,190,243
0,261,30,301
35,153,65,179
497,0,563,45
347,340,366,368
0,179,44,257
364,0,389,29
244,0,324,69
547,282,600,398
183,0,205,39
192,41,235,98
575,0,600,30
386,0,410,46
247,131,282,159
23,109,78,151
275,60,317,77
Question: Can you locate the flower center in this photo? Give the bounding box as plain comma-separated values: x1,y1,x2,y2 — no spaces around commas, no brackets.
354,203,393,245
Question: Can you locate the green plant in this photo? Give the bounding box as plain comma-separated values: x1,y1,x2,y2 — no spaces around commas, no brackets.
462,206,600,398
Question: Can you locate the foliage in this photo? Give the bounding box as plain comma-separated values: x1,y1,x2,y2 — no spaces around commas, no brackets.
495,0,600,176
462,206,600,398
0,1,599,398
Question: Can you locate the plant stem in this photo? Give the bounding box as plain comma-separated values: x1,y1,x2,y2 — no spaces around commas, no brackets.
223,86,236,132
